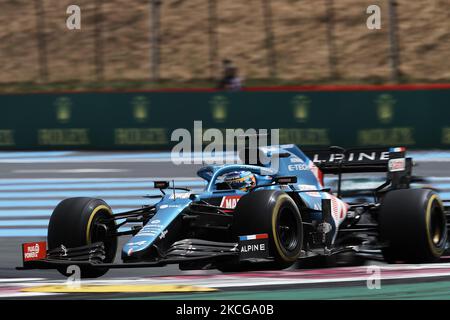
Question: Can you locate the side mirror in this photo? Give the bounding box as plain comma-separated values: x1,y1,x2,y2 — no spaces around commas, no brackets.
274,176,297,185
154,181,169,189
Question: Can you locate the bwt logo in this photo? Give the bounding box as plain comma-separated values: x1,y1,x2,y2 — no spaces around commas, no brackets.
170,121,280,172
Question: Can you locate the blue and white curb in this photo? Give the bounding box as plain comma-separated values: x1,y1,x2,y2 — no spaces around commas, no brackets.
0,177,204,237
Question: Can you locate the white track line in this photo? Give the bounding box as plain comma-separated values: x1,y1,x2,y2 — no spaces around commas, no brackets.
0,177,199,183
0,278,45,283
0,292,61,298
21,270,450,290
0,157,239,163
19,263,450,287
13,169,130,174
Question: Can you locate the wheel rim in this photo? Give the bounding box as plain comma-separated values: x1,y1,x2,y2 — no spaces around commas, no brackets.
429,202,446,247
277,206,299,252
90,212,117,262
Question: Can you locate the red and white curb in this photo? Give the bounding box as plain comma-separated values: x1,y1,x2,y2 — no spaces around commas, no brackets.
4,263,450,297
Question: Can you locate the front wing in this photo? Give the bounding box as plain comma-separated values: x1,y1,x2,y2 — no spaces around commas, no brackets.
17,236,269,271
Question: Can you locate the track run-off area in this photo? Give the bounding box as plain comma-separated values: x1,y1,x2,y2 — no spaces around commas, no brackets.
1,150,450,299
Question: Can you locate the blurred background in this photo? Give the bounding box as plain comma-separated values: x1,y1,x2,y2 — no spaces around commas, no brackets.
0,0,449,149
1,0,449,92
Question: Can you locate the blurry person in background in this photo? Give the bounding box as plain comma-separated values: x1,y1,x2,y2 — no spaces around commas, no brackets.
227,67,242,91
217,59,243,91
222,59,234,73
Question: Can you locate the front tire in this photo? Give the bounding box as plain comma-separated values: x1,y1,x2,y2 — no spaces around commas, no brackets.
47,197,117,278
379,189,447,263
219,190,303,271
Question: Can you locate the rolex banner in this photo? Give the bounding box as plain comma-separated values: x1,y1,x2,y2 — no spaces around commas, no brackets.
0,89,448,149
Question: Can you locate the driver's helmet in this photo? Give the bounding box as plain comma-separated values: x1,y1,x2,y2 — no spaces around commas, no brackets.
223,171,256,191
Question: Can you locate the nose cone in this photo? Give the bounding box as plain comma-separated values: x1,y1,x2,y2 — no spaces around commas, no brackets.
121,198,191,261
121,240,151,261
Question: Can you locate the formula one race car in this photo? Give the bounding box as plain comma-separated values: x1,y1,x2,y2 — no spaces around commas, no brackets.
18,145,449,278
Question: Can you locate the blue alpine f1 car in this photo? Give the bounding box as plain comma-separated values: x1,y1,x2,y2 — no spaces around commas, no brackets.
18,144,449,278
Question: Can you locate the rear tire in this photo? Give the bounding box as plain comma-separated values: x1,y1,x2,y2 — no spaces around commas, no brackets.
47,197,117,278
219,190,303,271
379,189,447,263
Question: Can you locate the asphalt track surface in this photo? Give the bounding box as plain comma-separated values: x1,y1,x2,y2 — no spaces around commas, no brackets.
2,150,450,300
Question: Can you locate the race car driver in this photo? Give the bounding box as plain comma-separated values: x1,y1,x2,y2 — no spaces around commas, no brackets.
222,171,257,192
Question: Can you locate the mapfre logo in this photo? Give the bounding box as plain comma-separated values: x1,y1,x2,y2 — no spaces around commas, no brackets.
22,242,46,262
220,195,241,209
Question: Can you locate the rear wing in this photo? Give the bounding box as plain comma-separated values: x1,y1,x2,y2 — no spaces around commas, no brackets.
303,146,412,190
303,147,409,173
